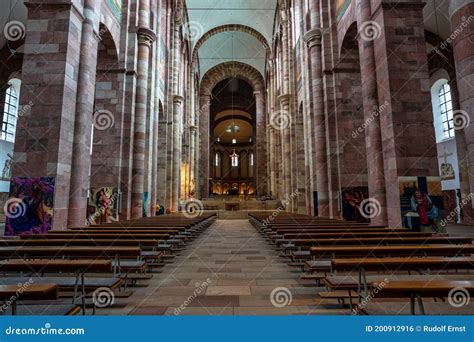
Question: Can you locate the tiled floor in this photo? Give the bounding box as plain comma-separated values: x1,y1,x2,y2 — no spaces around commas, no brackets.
102,219,346,315
97,220,474,315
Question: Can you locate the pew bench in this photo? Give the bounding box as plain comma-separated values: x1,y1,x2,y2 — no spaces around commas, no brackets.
370,280,474,315
0,284,58,315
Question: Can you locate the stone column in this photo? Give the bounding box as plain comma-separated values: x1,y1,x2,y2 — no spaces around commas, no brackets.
171,95,183,211
450,1,474,215
372,0,438,226
354,0,388,226
254,91,266,195
304,27,329,217
12,1,84,229
279,8,293,206
189,125,198,195
279,94,292,202
199,95,211,198
130,24,156,219
67,0,100,227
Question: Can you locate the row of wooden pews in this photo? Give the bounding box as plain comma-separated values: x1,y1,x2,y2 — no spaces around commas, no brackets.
249,212,474,315
0,213,216,315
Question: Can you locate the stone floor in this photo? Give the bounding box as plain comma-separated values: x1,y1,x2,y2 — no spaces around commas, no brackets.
101,219,346,315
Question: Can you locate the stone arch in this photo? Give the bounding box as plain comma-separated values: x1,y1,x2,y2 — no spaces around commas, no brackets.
200,61,265,96
192,24,271,64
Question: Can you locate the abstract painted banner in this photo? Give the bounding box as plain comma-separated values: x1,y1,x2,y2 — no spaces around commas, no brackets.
87,187,120,224
341,186,370,222
4,177,55,236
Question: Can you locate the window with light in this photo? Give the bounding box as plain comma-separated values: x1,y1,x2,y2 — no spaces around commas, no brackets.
1,85,19,143
438,83,454,139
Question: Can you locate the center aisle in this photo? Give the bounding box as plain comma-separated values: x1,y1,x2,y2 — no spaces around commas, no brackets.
110,219,346,315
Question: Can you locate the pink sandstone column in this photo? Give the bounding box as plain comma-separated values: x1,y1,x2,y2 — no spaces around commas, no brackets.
254,91,267,195
450,1,474,217
303,27,330,217
67,0,100,227
279,8,293,206
131,0,156,219
12,1,83,229
371,0,438,226
355,0,388,226
199,95,211,199
171,95,184,211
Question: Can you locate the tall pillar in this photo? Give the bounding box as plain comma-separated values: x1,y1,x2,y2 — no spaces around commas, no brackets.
279,7,293,205
254,91,266,195
67,0,100,227
171,95,183,211
198,95,211,199
372,0,438,226
189,125,198,196
450,1,474,217
130,23,156,219
279,94,292,201
355,0,388,226
12,1,84,229
304,27,329,217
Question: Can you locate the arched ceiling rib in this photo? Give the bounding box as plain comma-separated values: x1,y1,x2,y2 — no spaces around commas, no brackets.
186,0,277,77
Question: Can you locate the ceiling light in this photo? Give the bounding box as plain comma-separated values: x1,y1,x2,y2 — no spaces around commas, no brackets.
225,124,240,133
232,138,236,144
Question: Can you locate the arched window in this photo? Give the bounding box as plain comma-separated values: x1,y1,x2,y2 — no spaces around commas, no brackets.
231,152,239,167
1,85,19,143
215,152,220,166
250,152,254,166
438,83,454,139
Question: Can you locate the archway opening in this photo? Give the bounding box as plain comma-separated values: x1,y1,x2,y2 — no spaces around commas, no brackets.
209,78,256,198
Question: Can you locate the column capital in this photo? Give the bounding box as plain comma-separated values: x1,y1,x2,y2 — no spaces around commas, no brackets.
189,125,199,131
173,94,184,104
303,29,322,48
253,90,265,97
137,27,156,47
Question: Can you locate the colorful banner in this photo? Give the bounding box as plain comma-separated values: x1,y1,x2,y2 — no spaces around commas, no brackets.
87,187,119,225
4,177,55,236
341,186,370,222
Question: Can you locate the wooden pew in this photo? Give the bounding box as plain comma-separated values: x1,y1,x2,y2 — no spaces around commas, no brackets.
310,244,474,258
370,280,474,315
0,283,58,315
0,259,112,314
289,236,471,247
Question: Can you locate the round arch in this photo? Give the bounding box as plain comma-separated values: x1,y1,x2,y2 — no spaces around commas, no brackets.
200,61,265,96
192,24,271,64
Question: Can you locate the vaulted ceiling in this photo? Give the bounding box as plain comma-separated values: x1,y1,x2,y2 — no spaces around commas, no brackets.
185,0,277,78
